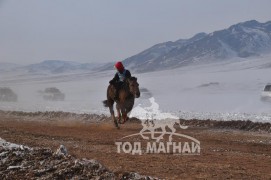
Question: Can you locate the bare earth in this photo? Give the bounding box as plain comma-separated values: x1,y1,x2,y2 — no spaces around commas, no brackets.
0,112,271,179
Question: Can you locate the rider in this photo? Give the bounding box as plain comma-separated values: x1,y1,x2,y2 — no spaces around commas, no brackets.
109,61,131,100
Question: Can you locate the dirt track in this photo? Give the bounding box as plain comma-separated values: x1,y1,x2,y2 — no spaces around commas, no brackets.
0,112,271,179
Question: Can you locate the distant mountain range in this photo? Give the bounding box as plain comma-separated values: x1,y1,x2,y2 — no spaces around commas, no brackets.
0,60,105,74
0,63,21,72
116,20,271,73
1,20,271,75
25,60,104,74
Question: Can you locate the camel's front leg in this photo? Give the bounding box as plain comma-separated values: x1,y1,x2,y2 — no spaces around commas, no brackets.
121,108,128,124
109,104,119,128
116,104,122,124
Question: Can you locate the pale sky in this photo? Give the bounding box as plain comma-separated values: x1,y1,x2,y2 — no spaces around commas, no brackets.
1,0,271,64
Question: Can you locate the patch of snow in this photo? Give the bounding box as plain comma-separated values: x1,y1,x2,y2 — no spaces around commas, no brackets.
55,145,68,157
130,97,179,120
0,137,32,151
241,27,271,49
218,39,237,57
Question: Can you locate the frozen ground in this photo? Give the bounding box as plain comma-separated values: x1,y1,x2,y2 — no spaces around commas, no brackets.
0,55,271,122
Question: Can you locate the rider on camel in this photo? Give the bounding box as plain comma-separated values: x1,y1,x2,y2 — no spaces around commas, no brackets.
109,61,131,100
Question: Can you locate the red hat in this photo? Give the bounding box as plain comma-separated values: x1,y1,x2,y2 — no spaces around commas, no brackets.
114,61,124,71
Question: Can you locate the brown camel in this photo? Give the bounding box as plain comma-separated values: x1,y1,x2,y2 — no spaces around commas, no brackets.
103,77,140,128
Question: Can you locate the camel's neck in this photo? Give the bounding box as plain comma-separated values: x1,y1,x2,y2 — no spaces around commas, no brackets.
120,88,133,100
122,83,133,97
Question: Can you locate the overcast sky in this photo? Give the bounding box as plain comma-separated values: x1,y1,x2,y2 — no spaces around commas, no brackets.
1,0,271,64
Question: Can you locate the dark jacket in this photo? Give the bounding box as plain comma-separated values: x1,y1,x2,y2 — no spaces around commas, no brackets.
109,69,131,84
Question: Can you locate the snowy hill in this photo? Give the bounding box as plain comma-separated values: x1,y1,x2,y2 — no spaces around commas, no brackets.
0,60,105,75
121,20,271,73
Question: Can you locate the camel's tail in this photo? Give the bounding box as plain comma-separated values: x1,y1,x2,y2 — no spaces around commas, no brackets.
102,100,109,107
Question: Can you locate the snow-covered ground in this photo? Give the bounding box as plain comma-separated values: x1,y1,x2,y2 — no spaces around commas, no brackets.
0,55,271,122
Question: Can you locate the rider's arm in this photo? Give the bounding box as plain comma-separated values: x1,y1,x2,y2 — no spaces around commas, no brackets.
126,70,132,79
109,73,119,84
